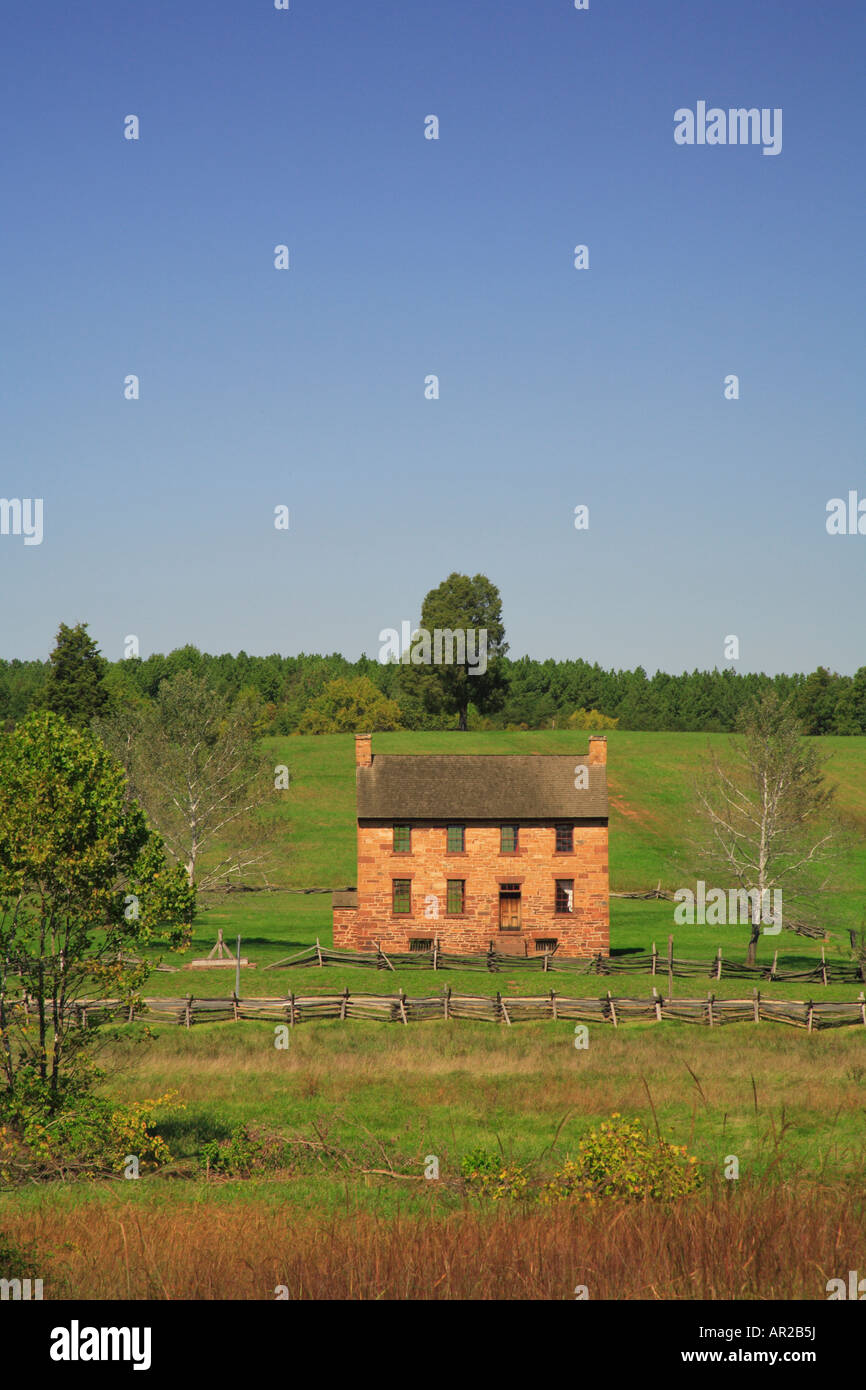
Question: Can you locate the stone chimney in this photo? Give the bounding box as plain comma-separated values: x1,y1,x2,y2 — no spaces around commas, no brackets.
355,733,373,768
588,735,607,766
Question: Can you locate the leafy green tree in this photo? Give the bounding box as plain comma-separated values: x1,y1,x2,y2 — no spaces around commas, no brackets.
400,573,508,731
39,622,111,728
0,659,48,729
793,667,838,735
0,712,194,1105
298,676,403,733
849,667,866,734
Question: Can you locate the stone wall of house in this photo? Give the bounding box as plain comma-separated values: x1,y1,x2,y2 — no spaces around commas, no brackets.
332,819,609,957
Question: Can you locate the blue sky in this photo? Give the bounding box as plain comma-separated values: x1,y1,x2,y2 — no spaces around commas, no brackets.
2,0,863,674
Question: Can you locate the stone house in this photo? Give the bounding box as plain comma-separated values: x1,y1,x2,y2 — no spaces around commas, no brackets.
332,734,609,956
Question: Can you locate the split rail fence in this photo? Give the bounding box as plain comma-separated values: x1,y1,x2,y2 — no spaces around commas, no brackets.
265,939,865,986
7,989,866,1032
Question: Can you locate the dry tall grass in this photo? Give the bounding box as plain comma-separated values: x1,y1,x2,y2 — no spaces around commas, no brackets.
6,1182,862,1300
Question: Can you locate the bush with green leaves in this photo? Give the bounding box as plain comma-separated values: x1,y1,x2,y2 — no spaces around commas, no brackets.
0,1068,179,1182
541,1114,702,1205
201,1124,291,1177
0,1231,36,1280
460,1146,529,1201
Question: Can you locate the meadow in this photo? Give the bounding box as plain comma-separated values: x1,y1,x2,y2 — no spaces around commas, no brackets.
2,730,865,1300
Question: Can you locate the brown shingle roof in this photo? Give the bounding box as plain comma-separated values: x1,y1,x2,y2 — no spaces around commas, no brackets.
357,754,607,821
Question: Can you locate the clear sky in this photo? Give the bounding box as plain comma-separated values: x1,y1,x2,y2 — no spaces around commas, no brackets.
2,0,863,674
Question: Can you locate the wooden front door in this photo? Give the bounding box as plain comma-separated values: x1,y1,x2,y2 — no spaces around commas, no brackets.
499,888,521,931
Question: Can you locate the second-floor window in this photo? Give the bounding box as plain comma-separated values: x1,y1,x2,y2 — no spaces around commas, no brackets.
555,824,573,852
447,824,465,852
500,825,518,853
393,825,411,853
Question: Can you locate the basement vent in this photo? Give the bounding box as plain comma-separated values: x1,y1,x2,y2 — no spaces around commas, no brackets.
534,939,558,954
409,938,433,953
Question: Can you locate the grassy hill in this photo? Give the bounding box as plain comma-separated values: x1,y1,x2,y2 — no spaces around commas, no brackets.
256,728,866,896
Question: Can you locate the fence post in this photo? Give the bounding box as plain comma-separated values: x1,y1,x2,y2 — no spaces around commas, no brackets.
444,983,451,1021
821,947,828,988
497,991,511,1026
185,994,193,1029
859,991,865,1027
652,986,662,1022
771,950,778,981
550,989,558,1021
398,989,408,1025
543,950,549,973
667,934,674,1003
716,947,722,981
651,941,657,976
340,987,348,1021
707,991,715,1026
232,991,239,1022
433,938,439,971
287,992,295,1028
807,999,814,1033
752,988,760,1024
606,990,618,1028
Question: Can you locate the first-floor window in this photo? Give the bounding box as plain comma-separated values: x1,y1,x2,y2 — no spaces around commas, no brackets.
446,879,465,914
555,879,574,914
393,879,411,914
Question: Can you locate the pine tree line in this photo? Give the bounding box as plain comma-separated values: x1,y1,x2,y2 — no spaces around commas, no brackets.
3,644,865,736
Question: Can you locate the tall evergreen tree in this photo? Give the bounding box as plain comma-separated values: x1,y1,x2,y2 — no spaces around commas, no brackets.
39,622,110,728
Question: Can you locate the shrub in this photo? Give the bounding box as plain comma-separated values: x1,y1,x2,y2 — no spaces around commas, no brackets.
567,707,619,730
201,1124,290,1177
460,1146,528,1201
0,1073,181,1181
541,1114,702,1205
0,1231,36,1281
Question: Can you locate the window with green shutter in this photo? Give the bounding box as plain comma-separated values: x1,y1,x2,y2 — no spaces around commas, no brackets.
392,879,411,914
393,825,411,853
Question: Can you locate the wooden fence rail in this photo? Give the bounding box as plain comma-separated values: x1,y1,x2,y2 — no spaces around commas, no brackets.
264,940,865,985
7,990,866,1031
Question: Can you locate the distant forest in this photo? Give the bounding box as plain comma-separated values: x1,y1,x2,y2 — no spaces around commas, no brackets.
3,647,865,735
